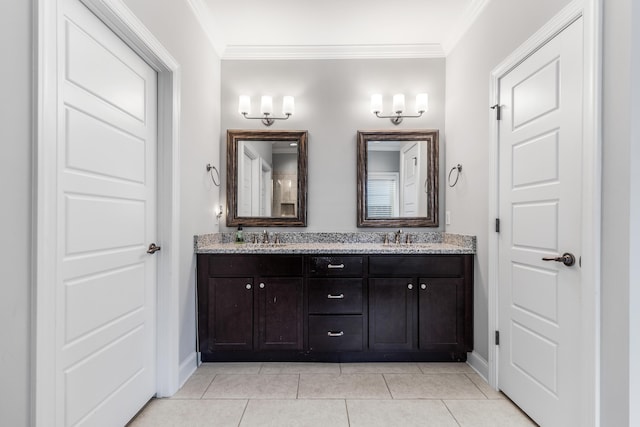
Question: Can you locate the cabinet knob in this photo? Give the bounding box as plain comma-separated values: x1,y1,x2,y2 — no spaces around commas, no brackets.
259,283,265,289
421,284,427,290
407,284,413,290
246,284,252,290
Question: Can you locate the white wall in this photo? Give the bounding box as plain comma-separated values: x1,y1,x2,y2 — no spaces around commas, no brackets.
444,0,572,366
220,58,446,232
0,2,33,425
601,0,640,424
121,0,221,371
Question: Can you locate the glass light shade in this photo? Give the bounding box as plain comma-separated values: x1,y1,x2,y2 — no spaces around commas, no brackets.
282,96,295,115
260,96,273,115
370,94,383,113
392,93,405,114
416,93,429,113
238,95,251,114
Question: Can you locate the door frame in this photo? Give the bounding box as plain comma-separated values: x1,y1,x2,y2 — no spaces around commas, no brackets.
34,0,181,423
487,0,602,426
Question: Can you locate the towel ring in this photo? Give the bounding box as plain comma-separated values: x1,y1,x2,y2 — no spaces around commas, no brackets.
206,163,220,187
448,164,462,187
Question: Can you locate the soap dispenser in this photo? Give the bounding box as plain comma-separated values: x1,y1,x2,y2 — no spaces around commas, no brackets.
235,224,244,244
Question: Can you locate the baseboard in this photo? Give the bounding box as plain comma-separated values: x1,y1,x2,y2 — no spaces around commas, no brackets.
178,352,198,389
467,351,489,381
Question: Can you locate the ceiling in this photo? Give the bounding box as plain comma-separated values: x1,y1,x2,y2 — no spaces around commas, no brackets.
187,0,491,59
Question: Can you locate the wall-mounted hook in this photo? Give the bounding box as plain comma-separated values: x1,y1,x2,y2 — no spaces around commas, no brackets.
206,163,220,187
448,164,462,187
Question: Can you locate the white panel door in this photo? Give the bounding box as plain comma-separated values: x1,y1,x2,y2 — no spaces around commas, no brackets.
57,0,157,425
498,18,583,426
400,142,419,216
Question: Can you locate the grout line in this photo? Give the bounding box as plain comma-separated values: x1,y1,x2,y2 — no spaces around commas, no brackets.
237,399,250,427
199,374,217,399
344,399,351,427
464,373,489,400
442,399,463,427
381,374,394,399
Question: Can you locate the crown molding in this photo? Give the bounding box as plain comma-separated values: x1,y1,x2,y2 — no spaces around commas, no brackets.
441,0,492,55
185,0,225,57
221,43,445,60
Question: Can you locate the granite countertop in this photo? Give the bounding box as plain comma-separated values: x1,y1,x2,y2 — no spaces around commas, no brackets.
195,232,476,255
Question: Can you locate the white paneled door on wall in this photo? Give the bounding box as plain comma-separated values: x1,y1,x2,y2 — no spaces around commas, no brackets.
56,0,158,425
497,17,583,427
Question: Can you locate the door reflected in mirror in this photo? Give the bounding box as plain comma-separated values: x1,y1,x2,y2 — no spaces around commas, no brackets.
227,130,307,227
358,130,439,227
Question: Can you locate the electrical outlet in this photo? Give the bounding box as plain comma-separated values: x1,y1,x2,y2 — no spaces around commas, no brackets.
445,211,451,225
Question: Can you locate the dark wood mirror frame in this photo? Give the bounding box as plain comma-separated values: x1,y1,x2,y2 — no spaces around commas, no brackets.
357,129,439,227
226,129,308,227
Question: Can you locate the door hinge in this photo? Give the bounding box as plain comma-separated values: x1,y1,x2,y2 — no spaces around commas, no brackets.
491,104,502,120
495,218,500,233
495,330,500,346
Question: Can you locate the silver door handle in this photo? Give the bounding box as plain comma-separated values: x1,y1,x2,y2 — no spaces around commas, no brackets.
327,294,345,299
542,252,576,267
147,243,161,254
327,331,344,337
327,263,345,269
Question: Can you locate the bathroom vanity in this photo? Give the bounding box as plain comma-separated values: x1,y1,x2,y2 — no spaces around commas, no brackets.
195,233,475,362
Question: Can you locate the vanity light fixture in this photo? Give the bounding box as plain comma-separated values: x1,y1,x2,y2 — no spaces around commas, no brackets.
238,95,294,127
371,93,428,125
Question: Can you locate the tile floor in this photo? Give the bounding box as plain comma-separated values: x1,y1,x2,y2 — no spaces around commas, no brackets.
128,362,537,426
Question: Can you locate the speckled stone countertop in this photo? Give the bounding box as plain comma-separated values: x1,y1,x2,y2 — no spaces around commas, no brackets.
194,232,476,255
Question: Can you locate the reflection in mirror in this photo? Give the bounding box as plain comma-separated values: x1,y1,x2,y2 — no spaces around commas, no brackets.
357,130,439,227
227,130,307,227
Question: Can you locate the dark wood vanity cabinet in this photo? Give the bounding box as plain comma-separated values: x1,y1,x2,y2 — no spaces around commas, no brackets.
197,255,303,360
197,253,472,361
369,256,472,357
307,256,366,352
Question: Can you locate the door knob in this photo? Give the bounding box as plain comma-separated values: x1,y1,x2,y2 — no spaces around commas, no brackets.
542,252,576,267
146,243,161,254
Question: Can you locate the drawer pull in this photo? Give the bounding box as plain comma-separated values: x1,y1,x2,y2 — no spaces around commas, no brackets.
327,331,344,337
327,263,345,269
327,293,345,299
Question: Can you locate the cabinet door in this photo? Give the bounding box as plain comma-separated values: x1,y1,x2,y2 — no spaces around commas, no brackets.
209,277,254,351
369,278,415,351
257,277,303,350
418,278,464,351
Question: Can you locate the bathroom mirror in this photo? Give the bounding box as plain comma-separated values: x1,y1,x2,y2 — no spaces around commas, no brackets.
226,129,307,227
357,130,439,227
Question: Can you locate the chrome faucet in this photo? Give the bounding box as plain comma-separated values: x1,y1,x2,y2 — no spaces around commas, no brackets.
394,229,403,245
262,229,269,244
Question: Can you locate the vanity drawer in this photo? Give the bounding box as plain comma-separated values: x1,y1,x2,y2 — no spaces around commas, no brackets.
308,256,364,277
308,279,363,314
208,255,303,276
308,315,363,352
369,255,464,277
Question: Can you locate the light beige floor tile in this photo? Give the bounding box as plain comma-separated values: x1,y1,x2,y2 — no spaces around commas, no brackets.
298,374,391,399
347,399,459,427
240,399,349,427
203,374,299,399
171,371,216,399
445,399,538,426
196,362,263,375
466,373,505,399
340,362,421,374
260,362,340,374
384,373,486,399
128,398,247,427
417,362,475,374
